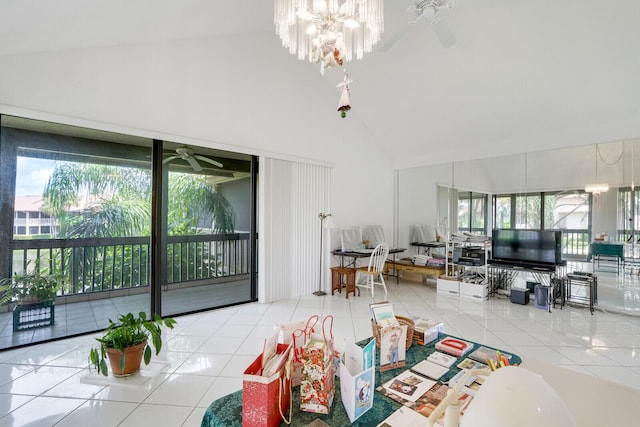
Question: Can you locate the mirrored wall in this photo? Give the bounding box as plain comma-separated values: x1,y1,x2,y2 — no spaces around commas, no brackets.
396,138,640,313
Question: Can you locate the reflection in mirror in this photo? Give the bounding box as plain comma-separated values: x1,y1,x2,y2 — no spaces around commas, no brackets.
397,139,640,308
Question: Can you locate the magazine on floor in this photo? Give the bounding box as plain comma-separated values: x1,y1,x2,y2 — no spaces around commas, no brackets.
379,370,436,403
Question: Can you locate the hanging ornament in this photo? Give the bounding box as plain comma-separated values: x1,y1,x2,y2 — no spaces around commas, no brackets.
336,72,352,118
313,32,345,75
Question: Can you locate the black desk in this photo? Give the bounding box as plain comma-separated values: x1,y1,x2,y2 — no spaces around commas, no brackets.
410,241,445,255
332,248,406,284
200,334,521,427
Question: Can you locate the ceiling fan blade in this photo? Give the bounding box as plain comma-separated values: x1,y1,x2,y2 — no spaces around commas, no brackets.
378,25,412,52
194,155,223,168
431,20,457,48
185,156,203,172
163,155,178,164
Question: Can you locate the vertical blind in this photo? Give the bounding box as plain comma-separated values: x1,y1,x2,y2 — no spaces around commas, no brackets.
259,158,330,302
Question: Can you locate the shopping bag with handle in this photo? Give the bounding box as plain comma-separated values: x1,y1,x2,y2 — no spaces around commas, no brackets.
299,315,335,414
277,315,319,386
242,335,294,427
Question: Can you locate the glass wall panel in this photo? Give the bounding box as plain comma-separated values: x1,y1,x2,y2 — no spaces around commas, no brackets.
161,142,255,316
0,115,153,348
0,116,258,349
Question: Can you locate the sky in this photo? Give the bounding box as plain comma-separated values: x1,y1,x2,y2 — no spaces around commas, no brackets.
16,157,56,196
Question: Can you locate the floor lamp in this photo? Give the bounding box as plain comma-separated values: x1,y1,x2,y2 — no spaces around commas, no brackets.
314,212,332,296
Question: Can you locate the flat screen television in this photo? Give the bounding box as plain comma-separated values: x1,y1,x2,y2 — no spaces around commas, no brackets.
491,229,562,267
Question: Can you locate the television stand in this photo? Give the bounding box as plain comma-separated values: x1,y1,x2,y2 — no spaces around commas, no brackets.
488,262,566,312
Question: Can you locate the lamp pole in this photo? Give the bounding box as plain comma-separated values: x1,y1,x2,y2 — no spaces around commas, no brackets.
314,213,332,296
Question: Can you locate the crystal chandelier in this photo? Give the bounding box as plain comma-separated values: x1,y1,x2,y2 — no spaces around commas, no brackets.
274,0,384,72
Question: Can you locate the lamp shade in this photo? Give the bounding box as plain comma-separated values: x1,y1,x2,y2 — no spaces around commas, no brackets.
460,366,576,427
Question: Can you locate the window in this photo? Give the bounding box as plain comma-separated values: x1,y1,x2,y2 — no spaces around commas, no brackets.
493,196,511,229
544,193,589,230
458,191,487,235
28,226,39,235
618,188,640,242
493,190,591,258
515,194,541,229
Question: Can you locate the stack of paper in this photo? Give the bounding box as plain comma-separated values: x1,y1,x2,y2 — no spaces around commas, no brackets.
370,301,399,327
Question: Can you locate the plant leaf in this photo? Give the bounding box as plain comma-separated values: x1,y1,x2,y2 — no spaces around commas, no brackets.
143,345,151,365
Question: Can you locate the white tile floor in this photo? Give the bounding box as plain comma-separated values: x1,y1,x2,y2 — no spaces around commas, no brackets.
1,265,640,426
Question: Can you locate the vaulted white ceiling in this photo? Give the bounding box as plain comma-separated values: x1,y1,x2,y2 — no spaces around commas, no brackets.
1,0,639,169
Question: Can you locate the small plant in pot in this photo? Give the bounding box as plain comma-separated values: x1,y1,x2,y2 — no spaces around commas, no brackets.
89,311,176,377
0,260,60,306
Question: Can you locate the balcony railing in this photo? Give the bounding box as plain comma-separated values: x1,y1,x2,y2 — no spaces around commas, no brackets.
561,229,590,259
9,233,251,297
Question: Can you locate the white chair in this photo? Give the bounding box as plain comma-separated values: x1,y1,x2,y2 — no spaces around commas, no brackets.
356,243,390,299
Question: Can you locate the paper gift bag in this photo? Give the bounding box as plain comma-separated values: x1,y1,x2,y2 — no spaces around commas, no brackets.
339,338,376,422
276,315,319,387
299,315,335,414
242,342,293,427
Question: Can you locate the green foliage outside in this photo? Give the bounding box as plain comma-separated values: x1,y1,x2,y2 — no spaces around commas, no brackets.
42,163,235,238
0,259,61,305
2,162,239,300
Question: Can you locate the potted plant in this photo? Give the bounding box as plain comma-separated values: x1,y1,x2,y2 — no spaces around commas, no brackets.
0,260,60,306
89,311,176,377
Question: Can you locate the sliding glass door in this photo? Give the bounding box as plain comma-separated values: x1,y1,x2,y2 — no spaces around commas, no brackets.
0,115,258,349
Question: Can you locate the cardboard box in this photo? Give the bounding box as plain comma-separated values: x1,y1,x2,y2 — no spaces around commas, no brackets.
401,271,424,283
413,319,444,345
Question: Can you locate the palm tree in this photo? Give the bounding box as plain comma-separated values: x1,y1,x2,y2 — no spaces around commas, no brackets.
168,173,235,235
42,162,235,238
40,161,236,291
43,163,152,238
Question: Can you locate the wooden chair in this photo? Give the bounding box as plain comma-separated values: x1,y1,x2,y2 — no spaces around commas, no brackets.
356,243,390,299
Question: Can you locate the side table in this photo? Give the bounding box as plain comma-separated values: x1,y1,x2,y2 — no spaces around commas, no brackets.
330,266,356,298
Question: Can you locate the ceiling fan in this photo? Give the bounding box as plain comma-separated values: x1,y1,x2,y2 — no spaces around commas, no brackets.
380,0,457,52
163,146,223,172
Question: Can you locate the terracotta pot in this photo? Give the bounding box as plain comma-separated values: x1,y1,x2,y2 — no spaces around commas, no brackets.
105,341,147,377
